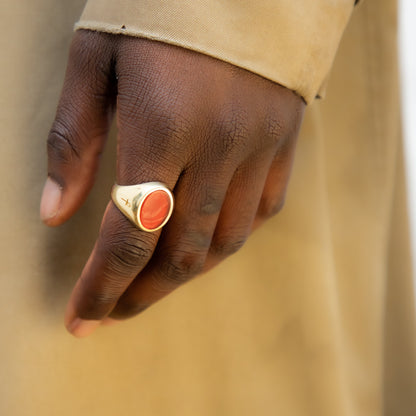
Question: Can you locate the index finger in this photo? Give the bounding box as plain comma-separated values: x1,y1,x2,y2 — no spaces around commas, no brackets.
64,129,183,336
64,201,159,337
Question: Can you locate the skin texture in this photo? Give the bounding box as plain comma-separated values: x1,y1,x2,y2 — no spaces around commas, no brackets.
41,30,305,337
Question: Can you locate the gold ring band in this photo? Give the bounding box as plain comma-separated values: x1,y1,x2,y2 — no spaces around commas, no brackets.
111,182,174,232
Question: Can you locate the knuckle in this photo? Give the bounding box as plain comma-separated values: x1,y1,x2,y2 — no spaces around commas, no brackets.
78,290,119,320
119,95,191,164
210,235,247,258
102,233,154,278
144,109,191,153
197,191,225,216
257,195,285,219
214,105,250,155
264,95,304,146
111,300,149,320
120,77,186,132
47,124,81,165
156,249,206,287
265,114,284,144
199,198,222,216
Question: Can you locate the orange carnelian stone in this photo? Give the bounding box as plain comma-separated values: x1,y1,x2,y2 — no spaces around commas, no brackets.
140,190,171,230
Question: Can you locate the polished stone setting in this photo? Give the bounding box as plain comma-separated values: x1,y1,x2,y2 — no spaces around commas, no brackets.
139,190,172,231
111,182,174,232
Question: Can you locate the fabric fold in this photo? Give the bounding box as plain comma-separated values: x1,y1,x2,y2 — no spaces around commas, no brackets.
76,0,355,103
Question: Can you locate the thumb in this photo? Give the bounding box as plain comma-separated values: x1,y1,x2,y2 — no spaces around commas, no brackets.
40,30,117,226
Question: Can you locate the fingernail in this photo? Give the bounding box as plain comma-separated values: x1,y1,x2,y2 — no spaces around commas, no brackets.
40,177,62,222
67,318,101,338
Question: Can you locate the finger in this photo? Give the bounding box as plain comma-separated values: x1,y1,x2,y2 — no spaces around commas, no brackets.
108,161,236,320
40,31,116,226
203,150,276,273
107,144,274,320
64,171,182,337
64,52,188,336
64,146,182,337
64,202,160,337
252,135,298,231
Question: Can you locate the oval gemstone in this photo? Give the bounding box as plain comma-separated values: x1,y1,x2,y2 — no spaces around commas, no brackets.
139,190,171,230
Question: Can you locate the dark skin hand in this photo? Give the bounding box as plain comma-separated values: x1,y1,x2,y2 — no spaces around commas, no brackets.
40,30,305,337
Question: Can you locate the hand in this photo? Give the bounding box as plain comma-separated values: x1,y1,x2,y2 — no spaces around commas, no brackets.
40,30,305,337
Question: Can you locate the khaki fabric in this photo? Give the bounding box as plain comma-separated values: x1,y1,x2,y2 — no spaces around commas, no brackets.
76,0,355,103
1,0,415,415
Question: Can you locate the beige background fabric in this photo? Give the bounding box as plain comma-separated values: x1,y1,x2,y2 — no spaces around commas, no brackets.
0,0,415,415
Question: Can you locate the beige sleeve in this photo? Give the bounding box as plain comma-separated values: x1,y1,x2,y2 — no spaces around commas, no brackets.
75,0,356,103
